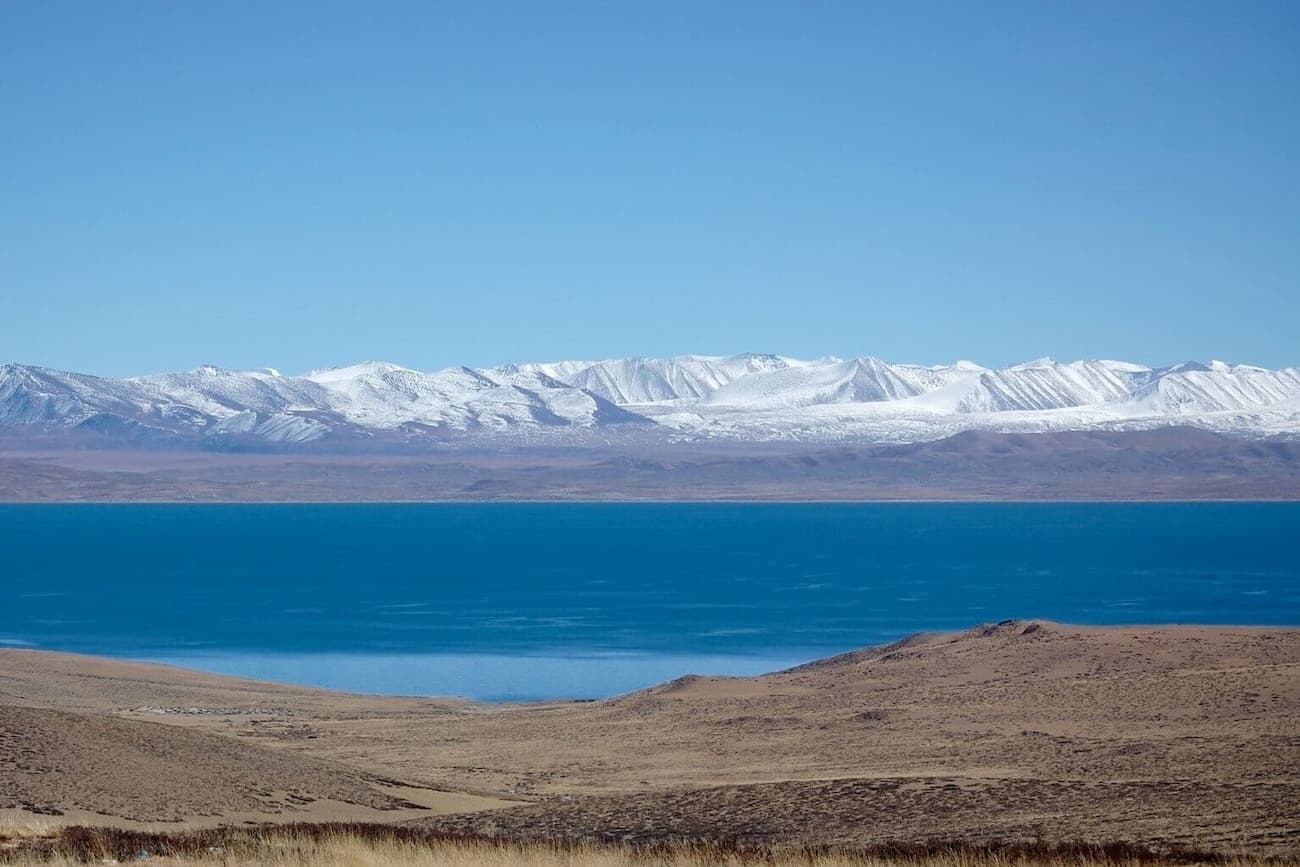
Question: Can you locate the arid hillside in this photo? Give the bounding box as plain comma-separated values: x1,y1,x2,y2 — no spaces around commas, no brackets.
2,622,1297,853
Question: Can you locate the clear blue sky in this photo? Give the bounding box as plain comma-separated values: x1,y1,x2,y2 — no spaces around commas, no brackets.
2,1,1297,376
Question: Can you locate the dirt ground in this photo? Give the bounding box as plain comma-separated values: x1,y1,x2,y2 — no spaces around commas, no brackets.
1,622,1297,852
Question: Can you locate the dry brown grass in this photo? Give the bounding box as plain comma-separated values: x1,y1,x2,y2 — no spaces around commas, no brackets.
0,817,61,845
1,824,1288,867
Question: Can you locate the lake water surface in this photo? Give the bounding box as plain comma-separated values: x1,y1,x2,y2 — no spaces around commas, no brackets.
2,503,1297,699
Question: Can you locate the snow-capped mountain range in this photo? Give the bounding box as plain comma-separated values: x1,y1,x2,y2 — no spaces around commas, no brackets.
2,354,1298,448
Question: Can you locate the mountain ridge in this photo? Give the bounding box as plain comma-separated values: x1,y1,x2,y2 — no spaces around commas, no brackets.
2,354,1298,449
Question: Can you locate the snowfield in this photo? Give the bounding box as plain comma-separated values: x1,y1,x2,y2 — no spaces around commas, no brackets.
1,353,1298,447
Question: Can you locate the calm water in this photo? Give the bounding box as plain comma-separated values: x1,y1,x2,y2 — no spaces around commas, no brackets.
2,503,1297,699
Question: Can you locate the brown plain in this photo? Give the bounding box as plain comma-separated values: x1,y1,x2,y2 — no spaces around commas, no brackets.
1,622,1297,854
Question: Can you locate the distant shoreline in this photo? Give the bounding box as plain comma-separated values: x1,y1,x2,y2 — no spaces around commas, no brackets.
14,613,1300,702
3,428,1298,501
6,492,1300,504
3,496,1300,504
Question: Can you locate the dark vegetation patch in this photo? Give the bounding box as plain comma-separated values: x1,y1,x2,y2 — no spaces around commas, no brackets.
0,823,1249,865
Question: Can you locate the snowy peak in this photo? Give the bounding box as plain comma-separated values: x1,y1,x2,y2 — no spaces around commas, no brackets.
920,359,1152,414
296,362,642,432
503,353,804,405
703,356,923,409
892,360,988,393
304,360,413,383
1133,363,1300,415
129,366,331,418
0,364,132,426
1009,356,1058,370
715,352,799,376
2,354,1298,446
564,356,739,403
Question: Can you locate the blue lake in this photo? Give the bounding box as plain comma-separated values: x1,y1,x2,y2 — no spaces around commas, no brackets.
1,503,1297,700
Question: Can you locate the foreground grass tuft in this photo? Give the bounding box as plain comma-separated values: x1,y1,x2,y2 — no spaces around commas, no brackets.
1,824,1289,866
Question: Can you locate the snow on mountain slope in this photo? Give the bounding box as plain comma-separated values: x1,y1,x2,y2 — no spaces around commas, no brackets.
304,364,492,428
911,359,1152,414
2,355,1299,446
496,359,599,382
501,353,806,408
1131,362,1300,414
304,363,643,430
304,360,414,383
0,359,646,442
468,367,645,428
496,353,804,404
704,357,927,409
131,365,332,418
0,364,141,425
892,360,989,392
561,356,744,403
209,410,335,444
710,352,806,379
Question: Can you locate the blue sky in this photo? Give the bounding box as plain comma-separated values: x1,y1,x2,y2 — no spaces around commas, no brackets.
2,1,1297,376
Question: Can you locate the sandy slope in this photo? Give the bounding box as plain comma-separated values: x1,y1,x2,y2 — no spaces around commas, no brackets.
1,622,1297,851
0,705,404,821
0,655,511,827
